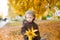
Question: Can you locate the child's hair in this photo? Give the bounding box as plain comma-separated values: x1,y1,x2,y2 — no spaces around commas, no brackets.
25,10,35,20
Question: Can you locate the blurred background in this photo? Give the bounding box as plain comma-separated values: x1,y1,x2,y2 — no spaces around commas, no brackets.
0,0,60,40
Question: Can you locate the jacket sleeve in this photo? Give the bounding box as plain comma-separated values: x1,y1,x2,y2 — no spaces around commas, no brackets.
34,24,41,40
21,24,27,35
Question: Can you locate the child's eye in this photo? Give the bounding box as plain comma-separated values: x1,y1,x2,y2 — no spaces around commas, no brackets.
29,17,32,18
26,17,32,18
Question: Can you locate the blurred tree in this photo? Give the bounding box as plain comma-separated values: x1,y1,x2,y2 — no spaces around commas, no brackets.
8,0,59,19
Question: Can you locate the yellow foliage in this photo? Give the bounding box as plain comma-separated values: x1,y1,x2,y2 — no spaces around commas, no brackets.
8,0,59,19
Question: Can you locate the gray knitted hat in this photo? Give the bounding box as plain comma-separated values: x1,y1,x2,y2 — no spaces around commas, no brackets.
25,10,35,17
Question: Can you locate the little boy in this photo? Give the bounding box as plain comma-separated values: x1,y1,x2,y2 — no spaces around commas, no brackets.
21,10,40,40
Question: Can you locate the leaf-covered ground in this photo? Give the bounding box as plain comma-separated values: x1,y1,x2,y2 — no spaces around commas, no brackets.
0,20,60,40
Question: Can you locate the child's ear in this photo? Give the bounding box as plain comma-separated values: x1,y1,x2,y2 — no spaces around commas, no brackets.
33,17,35,21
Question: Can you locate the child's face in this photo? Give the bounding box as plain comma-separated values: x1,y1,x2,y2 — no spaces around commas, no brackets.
26,14,34,22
